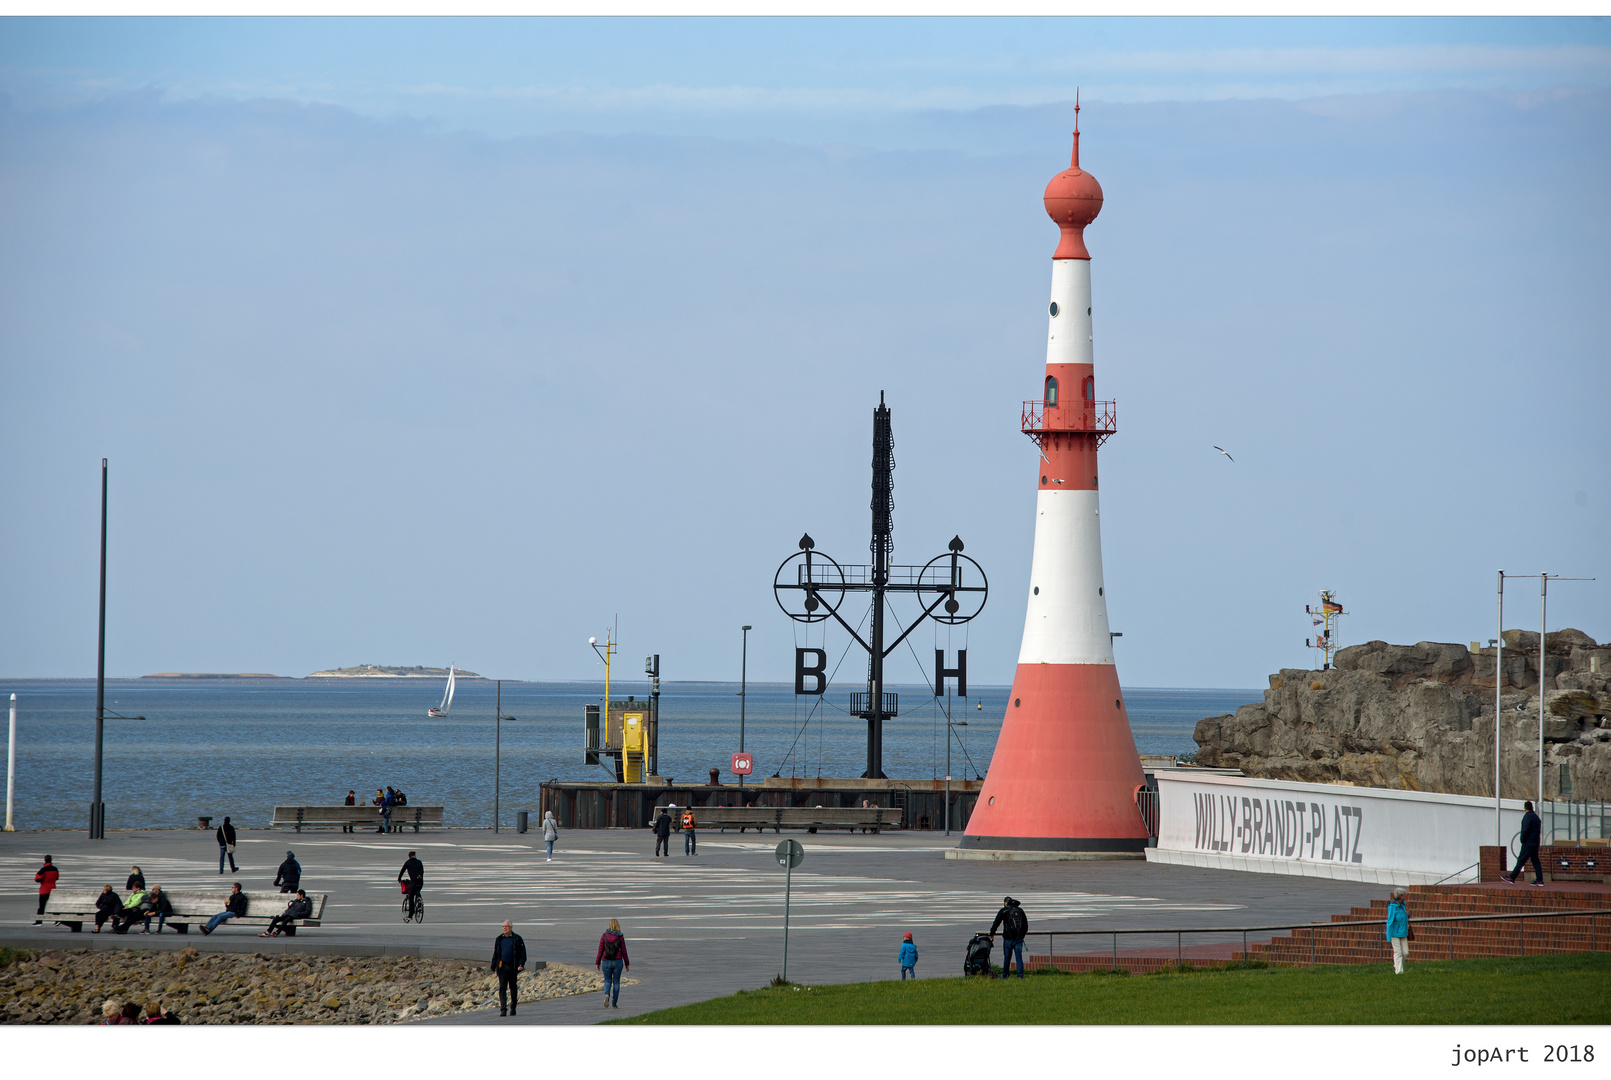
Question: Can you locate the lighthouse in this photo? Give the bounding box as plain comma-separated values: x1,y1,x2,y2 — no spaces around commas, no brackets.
956,103,1150,857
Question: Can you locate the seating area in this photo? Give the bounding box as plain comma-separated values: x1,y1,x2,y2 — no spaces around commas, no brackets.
270,805,444,832
690,805,903,833
42,888,328,936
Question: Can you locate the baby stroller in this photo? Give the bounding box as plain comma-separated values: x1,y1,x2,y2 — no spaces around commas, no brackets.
964,933,993,977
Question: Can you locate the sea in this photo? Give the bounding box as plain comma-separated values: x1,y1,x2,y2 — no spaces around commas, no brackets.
0,678,1261,832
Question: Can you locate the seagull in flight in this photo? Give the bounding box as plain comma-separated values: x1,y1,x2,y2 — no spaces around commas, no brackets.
1213,446,1235,462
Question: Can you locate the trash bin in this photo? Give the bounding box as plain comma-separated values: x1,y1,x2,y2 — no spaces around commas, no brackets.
516,811,528,834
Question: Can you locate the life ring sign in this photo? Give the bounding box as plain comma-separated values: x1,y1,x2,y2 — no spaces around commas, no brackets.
731,752,754,776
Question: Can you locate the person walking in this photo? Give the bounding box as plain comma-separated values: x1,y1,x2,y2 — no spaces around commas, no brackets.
681,807,698,856
1385,887,1412,974
989,896,1028,979
259,889,312,937
216,816,239,874
126,865,144,892
343,790,357,833
653,807,673,858
200,883,247,935
596,918,629,1008
542,811,559,862
899,932,919,979
491,920,527,1017
381,787,396,834
398,850,424,920
32,855,59,924
93,885,121,933
274,850,301,893
1503,801,1546,885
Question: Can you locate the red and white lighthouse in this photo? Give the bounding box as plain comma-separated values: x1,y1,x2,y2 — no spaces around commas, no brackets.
957,105,1150,857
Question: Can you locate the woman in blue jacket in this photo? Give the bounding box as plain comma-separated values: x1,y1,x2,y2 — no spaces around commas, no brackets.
898,932,918,979
1385,888,1411,974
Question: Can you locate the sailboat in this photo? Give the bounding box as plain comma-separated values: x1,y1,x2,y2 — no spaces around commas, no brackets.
428,666,456,717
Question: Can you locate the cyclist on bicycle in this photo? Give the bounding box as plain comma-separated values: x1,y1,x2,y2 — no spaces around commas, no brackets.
398,851,424,919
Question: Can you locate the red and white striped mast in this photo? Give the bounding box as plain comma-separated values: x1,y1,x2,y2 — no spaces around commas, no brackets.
959,95,1150,857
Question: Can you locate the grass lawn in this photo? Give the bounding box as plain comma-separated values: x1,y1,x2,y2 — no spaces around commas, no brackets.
611,954,1611,1025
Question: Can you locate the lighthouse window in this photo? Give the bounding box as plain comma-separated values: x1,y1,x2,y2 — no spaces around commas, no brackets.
1013,698,1020,707
1041,475,1047,485
1033,586,1039,595
1044,376,1058,406
1083,376,1094,400
1098,587,1103,596
1049,301,1060,317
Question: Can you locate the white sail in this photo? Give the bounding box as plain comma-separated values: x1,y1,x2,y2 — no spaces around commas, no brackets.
431,665,455,716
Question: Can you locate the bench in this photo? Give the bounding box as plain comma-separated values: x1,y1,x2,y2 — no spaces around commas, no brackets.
685,806,903,834
43,888,329,936
270,805,444,833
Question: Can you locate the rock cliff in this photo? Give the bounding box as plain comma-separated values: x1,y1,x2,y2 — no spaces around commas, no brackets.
1193,630,1611,800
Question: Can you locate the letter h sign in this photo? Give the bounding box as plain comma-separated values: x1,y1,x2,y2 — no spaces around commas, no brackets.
935,649,966,697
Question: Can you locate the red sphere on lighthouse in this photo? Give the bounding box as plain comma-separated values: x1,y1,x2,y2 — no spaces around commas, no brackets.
957,102,1150,858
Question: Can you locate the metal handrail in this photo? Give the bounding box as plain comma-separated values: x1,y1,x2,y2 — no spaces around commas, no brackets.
998,907,1611,970
994,907,1611,941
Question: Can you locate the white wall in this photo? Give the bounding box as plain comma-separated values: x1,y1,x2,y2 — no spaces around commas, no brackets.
1147,770,1528,885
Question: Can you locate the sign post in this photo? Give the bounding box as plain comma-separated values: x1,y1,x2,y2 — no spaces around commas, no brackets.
731,751,753,778
775,839,804,982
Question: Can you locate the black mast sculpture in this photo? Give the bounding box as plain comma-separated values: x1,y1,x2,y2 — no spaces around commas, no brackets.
773,394,988,779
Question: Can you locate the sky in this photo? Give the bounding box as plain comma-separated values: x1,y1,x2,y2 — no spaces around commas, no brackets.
1,17,1607,688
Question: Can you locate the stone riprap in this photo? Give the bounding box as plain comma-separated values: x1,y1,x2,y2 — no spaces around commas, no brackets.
0,948,611,1025
1194,631,1611,799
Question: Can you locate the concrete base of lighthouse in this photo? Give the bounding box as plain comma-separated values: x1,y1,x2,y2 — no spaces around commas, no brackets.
944,847,1144,862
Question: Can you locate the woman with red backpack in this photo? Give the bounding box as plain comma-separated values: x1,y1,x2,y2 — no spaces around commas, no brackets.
596,918,630,1009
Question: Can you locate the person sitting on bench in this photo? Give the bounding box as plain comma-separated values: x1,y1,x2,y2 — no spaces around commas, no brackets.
93,885,121,933
201,883,247,935
141,884,173,934
113,885,148,934
260,889,312,937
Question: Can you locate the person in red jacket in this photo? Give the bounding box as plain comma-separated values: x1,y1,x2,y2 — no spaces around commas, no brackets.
33,855,59,924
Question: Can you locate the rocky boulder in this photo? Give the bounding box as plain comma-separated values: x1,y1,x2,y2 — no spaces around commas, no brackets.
1194,630,1611,800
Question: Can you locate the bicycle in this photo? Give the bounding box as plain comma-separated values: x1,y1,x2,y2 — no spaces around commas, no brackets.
401,886,423,923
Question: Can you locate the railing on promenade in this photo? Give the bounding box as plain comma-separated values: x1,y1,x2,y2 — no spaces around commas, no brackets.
987,907,1611,971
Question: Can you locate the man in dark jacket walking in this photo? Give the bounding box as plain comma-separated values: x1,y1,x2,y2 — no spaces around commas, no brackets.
1503,801,1545,885
33,855,59,924
201,883,248,935
653,808,673,857
491,920,527,1017
217,817,238,874
274,851,301,893
989,896,1029,979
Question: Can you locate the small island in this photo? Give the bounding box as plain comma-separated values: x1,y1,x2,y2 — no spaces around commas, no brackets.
142,672,290,679
307,664,483,679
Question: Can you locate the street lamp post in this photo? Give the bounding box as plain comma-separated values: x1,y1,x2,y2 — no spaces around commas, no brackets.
739,626,752,788
944,689,969,836
91,459,107,839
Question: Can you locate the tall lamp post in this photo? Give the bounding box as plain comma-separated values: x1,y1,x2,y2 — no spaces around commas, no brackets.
88,461,142,837
739,626,752,788
944,687,968,837
494,680,516,833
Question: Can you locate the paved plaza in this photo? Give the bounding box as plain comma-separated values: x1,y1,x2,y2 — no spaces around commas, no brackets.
1,826,1385,1024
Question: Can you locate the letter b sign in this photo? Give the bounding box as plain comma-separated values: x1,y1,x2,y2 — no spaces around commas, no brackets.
795,647,827,695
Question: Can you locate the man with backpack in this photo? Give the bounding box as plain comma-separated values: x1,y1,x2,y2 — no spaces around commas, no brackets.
274,850,301,893
653,807,673,858
681,807,698,855
989,896,1029,979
